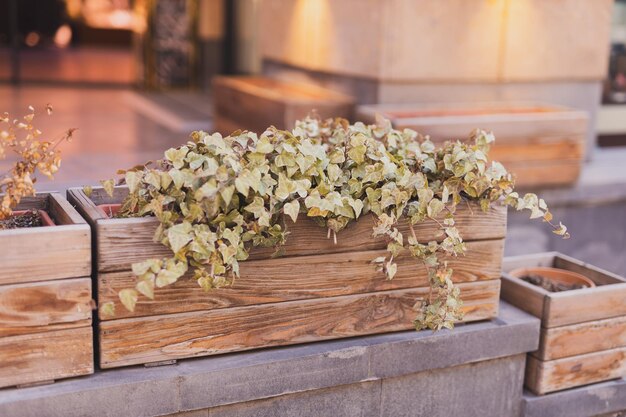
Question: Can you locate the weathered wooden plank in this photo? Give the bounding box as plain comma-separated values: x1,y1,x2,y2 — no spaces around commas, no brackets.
99,280,500,368
100,239,503,319
525,347,626,395
86,184,506,273
503,160,581,188
536,316,626,361
48,193,88,226
0,224,91,285
503,252,558,272
0,278,92,337
213,76,354,134
554,255,626,286
357,103,588,141
0,193,92,285
500,274,548,321
0,326,94,389
544,284,626,328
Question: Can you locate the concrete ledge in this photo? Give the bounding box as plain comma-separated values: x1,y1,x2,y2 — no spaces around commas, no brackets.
522,379,626,417
0,302,539,417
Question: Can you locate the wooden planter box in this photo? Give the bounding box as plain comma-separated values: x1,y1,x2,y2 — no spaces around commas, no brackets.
68,186,506,369
502,252,626,395
0,193,93,388
357,103,588,188
213,76,354,134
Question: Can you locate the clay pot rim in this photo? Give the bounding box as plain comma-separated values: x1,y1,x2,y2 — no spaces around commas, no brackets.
508,266,596,289
11,209,56,227
96,203,121,218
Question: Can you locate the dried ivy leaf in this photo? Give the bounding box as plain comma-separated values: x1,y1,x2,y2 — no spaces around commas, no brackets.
100,301,115,317
119,289,138,312
100,179,115,198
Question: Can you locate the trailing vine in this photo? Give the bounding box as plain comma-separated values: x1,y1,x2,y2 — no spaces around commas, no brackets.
101,116,568,330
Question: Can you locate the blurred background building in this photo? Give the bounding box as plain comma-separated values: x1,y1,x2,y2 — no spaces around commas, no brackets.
0,0,625,273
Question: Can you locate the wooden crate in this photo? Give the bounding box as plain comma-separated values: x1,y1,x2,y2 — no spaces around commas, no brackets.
502,252,626,395
357,103,588,188
68,186,506,369
213,76,354,134
0,193,93,388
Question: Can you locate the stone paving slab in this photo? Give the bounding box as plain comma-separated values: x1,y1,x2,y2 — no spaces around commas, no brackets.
522,378,626,417
0,302,539,417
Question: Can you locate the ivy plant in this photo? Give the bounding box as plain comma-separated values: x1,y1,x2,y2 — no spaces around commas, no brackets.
101,116,568,330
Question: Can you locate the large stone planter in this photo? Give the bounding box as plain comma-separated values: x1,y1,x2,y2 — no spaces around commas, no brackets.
68,186,506,369
0,193,93,388
502,252,626,395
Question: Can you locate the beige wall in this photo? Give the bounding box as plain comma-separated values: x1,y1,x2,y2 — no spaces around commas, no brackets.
259,0,613,82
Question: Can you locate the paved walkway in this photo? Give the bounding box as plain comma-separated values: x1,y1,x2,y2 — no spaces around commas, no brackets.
0,85,205,191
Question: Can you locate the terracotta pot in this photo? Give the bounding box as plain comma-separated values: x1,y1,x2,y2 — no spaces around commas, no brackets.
12,209,56,227
509,266,595,289
96,204,122,218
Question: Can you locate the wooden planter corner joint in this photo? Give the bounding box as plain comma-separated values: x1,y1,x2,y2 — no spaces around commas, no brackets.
68,186,507,369
0,193,93,389
502,253,626,395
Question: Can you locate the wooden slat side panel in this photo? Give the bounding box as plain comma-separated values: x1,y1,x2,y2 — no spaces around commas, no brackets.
100,239,504,319
0,326,94,388
544,284,626,328
504,160,581,188
500,275,546,320
525,347,626,395
0,225,91,285
553,255,626,286
536,316,626,361
47,193,87,226
0,278,92,337
67,188,105,223
96,203,507,273
359,105,588,141
488,138,584,162
99,280,500,368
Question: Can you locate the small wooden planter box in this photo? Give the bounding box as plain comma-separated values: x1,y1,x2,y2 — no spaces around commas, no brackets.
0,193,93,389
357,103,588,188
213,76,354,134
69,186,506,369
502,252,626,395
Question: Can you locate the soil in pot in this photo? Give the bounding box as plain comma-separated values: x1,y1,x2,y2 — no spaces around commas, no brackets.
509,267,595,292
0,209,55,230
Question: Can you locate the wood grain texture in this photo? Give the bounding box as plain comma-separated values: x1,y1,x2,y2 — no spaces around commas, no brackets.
0,326,94,389
525,347,626,395
502,253,626,328
503,160,581,188
99,280,500,368
545,284,626,328
69,186,506,273
536,316,626,361
357,103,587,187
0,194,91,285
357,103,588,141
100,239,504,319
500,274,547,320
0,278,92,337
213,76,354,134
